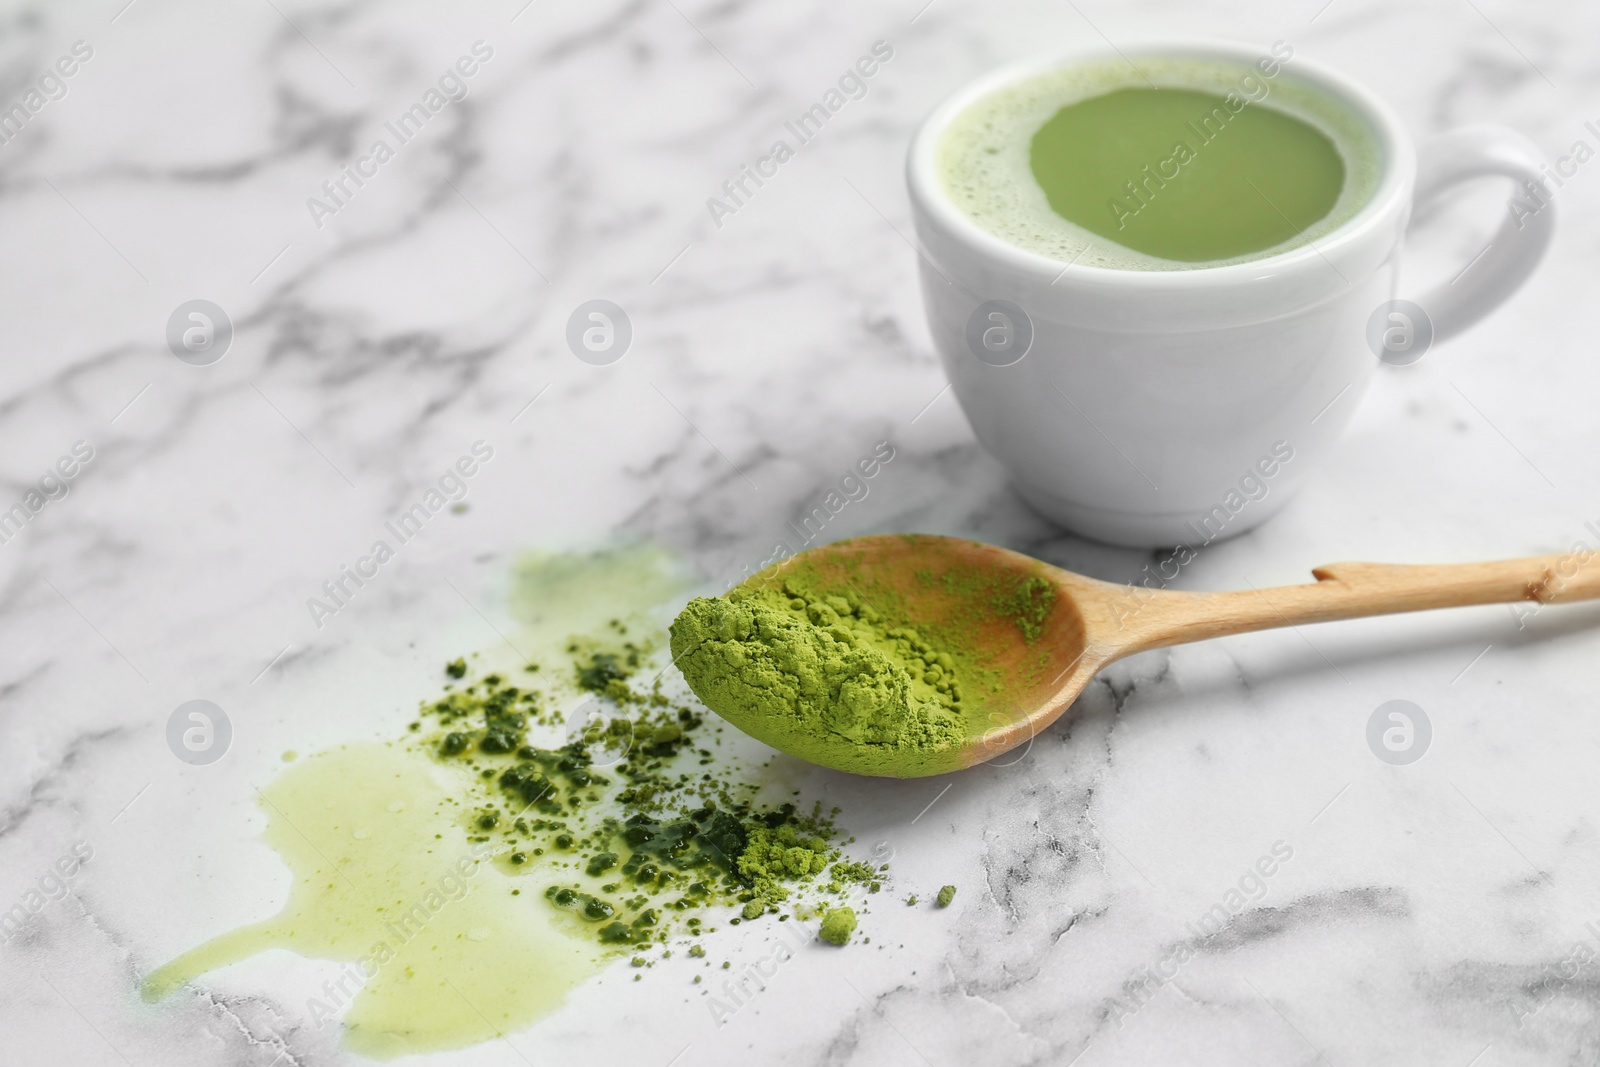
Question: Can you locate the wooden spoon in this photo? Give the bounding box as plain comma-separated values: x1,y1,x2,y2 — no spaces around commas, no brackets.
729,533,1600,777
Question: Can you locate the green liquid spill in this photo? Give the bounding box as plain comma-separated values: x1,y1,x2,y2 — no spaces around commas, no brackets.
141,743,604,1058
1029,87,1346,262
508,545,689,641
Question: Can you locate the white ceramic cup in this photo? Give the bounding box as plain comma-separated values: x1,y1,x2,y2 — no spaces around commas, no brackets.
907,39,1555,547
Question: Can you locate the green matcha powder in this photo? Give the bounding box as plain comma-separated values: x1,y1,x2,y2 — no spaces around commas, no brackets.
669,577,968,775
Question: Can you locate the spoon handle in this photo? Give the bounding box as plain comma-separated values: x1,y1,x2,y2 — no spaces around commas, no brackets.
1121,551,1600,654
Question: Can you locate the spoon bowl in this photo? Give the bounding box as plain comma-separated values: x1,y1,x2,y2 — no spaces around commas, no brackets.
743,534,1093,776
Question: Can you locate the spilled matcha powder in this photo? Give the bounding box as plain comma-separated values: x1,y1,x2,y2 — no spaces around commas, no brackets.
818,906,857,946
421,646,881,949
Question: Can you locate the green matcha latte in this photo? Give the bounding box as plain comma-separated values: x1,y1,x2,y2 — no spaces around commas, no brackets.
936,51,1383,268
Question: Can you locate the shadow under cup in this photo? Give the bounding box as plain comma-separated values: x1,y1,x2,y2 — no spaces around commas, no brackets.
906,41,1418,549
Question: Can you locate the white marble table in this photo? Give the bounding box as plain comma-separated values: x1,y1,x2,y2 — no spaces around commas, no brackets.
2,0,1598,1064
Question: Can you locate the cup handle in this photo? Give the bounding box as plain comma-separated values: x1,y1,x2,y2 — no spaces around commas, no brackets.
1406,126,1555,344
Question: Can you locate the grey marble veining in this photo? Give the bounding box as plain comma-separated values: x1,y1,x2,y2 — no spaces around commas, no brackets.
2,0,1599,1064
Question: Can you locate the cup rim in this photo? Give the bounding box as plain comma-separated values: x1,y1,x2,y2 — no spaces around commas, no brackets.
906,38,1417,289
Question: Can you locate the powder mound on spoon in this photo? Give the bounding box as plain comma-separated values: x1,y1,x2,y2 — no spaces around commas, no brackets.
670,577,967,775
